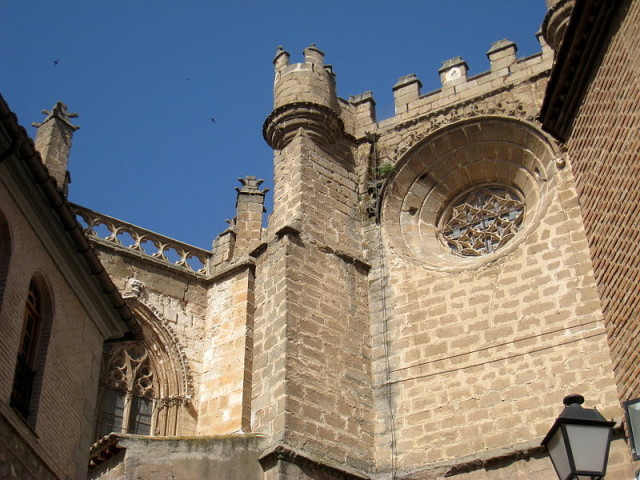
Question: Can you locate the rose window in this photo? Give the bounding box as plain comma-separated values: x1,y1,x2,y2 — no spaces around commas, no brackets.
439,185,524,257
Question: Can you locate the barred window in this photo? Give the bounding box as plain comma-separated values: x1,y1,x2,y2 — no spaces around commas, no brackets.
439,185,524,257
11,278,52,425
97,342,155,438
11,280,43,418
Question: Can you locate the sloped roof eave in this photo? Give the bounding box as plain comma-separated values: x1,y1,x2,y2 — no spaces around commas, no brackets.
0,93,141,338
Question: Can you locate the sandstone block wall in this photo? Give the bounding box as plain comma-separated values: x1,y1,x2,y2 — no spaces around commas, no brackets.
93,241,259,437
401,436,633,480
345,35,626,477
252,236,288,440
199,267,255,434
372,162,621,472
94,245,207,413
253,130,374,470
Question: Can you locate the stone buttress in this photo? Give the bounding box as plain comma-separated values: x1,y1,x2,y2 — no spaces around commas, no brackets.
254,45,374,479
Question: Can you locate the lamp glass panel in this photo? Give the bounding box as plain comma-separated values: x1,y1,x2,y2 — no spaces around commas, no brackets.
547,427,572,480
628,401,640,457
565,424,610,474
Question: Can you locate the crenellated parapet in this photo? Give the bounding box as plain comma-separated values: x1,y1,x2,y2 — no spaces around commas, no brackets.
341,35,553,146
263,44,346,150
272,44,339,112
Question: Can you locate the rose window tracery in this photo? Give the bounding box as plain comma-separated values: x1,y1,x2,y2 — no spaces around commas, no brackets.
439,185,524,257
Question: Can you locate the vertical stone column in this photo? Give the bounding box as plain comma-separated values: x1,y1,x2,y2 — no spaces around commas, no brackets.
33,101,79,193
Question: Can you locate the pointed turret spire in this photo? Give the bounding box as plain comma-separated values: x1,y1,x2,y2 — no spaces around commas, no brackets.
33,101,79,193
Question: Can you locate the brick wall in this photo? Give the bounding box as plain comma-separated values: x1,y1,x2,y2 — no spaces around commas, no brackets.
565,0,640,403
0,181,109,479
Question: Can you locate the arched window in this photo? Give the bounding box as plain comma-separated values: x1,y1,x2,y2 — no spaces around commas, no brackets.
0,210,11,314
96,342,155,437
11,278,52,421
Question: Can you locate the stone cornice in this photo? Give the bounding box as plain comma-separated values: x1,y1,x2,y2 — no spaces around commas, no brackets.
259,443,370,480
540,0,622,140
376,72,548,163
263,102,346,149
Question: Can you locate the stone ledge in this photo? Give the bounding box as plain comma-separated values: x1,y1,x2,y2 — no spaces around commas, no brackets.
259,442,370,480
397,423,626,479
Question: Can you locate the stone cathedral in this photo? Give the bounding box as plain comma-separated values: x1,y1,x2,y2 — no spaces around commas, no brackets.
1,0,639,479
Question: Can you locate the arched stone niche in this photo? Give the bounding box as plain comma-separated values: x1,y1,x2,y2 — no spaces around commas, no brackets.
98,292,197,437
381,117,562,271
128,299,196,436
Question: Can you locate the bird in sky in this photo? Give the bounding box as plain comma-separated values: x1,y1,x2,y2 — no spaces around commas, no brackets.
53,58,59,65
210,117,216,124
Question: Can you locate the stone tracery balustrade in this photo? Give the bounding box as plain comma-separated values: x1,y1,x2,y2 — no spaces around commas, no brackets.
72,203,212,275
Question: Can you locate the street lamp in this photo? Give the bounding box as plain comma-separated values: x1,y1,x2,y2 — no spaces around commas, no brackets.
541,394,615,480
623,398,640,460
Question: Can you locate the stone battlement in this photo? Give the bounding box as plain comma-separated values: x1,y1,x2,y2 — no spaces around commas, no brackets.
343,33,554,140
272,44,339,113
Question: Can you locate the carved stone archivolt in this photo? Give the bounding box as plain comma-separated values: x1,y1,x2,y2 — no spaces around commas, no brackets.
380,116,561,270
125,294,195,403
380,85,544,165
97,287,196,437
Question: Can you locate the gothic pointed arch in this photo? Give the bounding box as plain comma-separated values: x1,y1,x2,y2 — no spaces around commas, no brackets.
126,297,195,402
96,280,196,438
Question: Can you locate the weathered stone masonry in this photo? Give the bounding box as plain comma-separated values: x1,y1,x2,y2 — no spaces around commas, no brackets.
2,1,640,479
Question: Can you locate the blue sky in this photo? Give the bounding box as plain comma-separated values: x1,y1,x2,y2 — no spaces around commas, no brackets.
1,1,547,249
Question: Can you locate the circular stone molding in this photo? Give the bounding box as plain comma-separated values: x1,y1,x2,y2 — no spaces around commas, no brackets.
381,117,559,271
